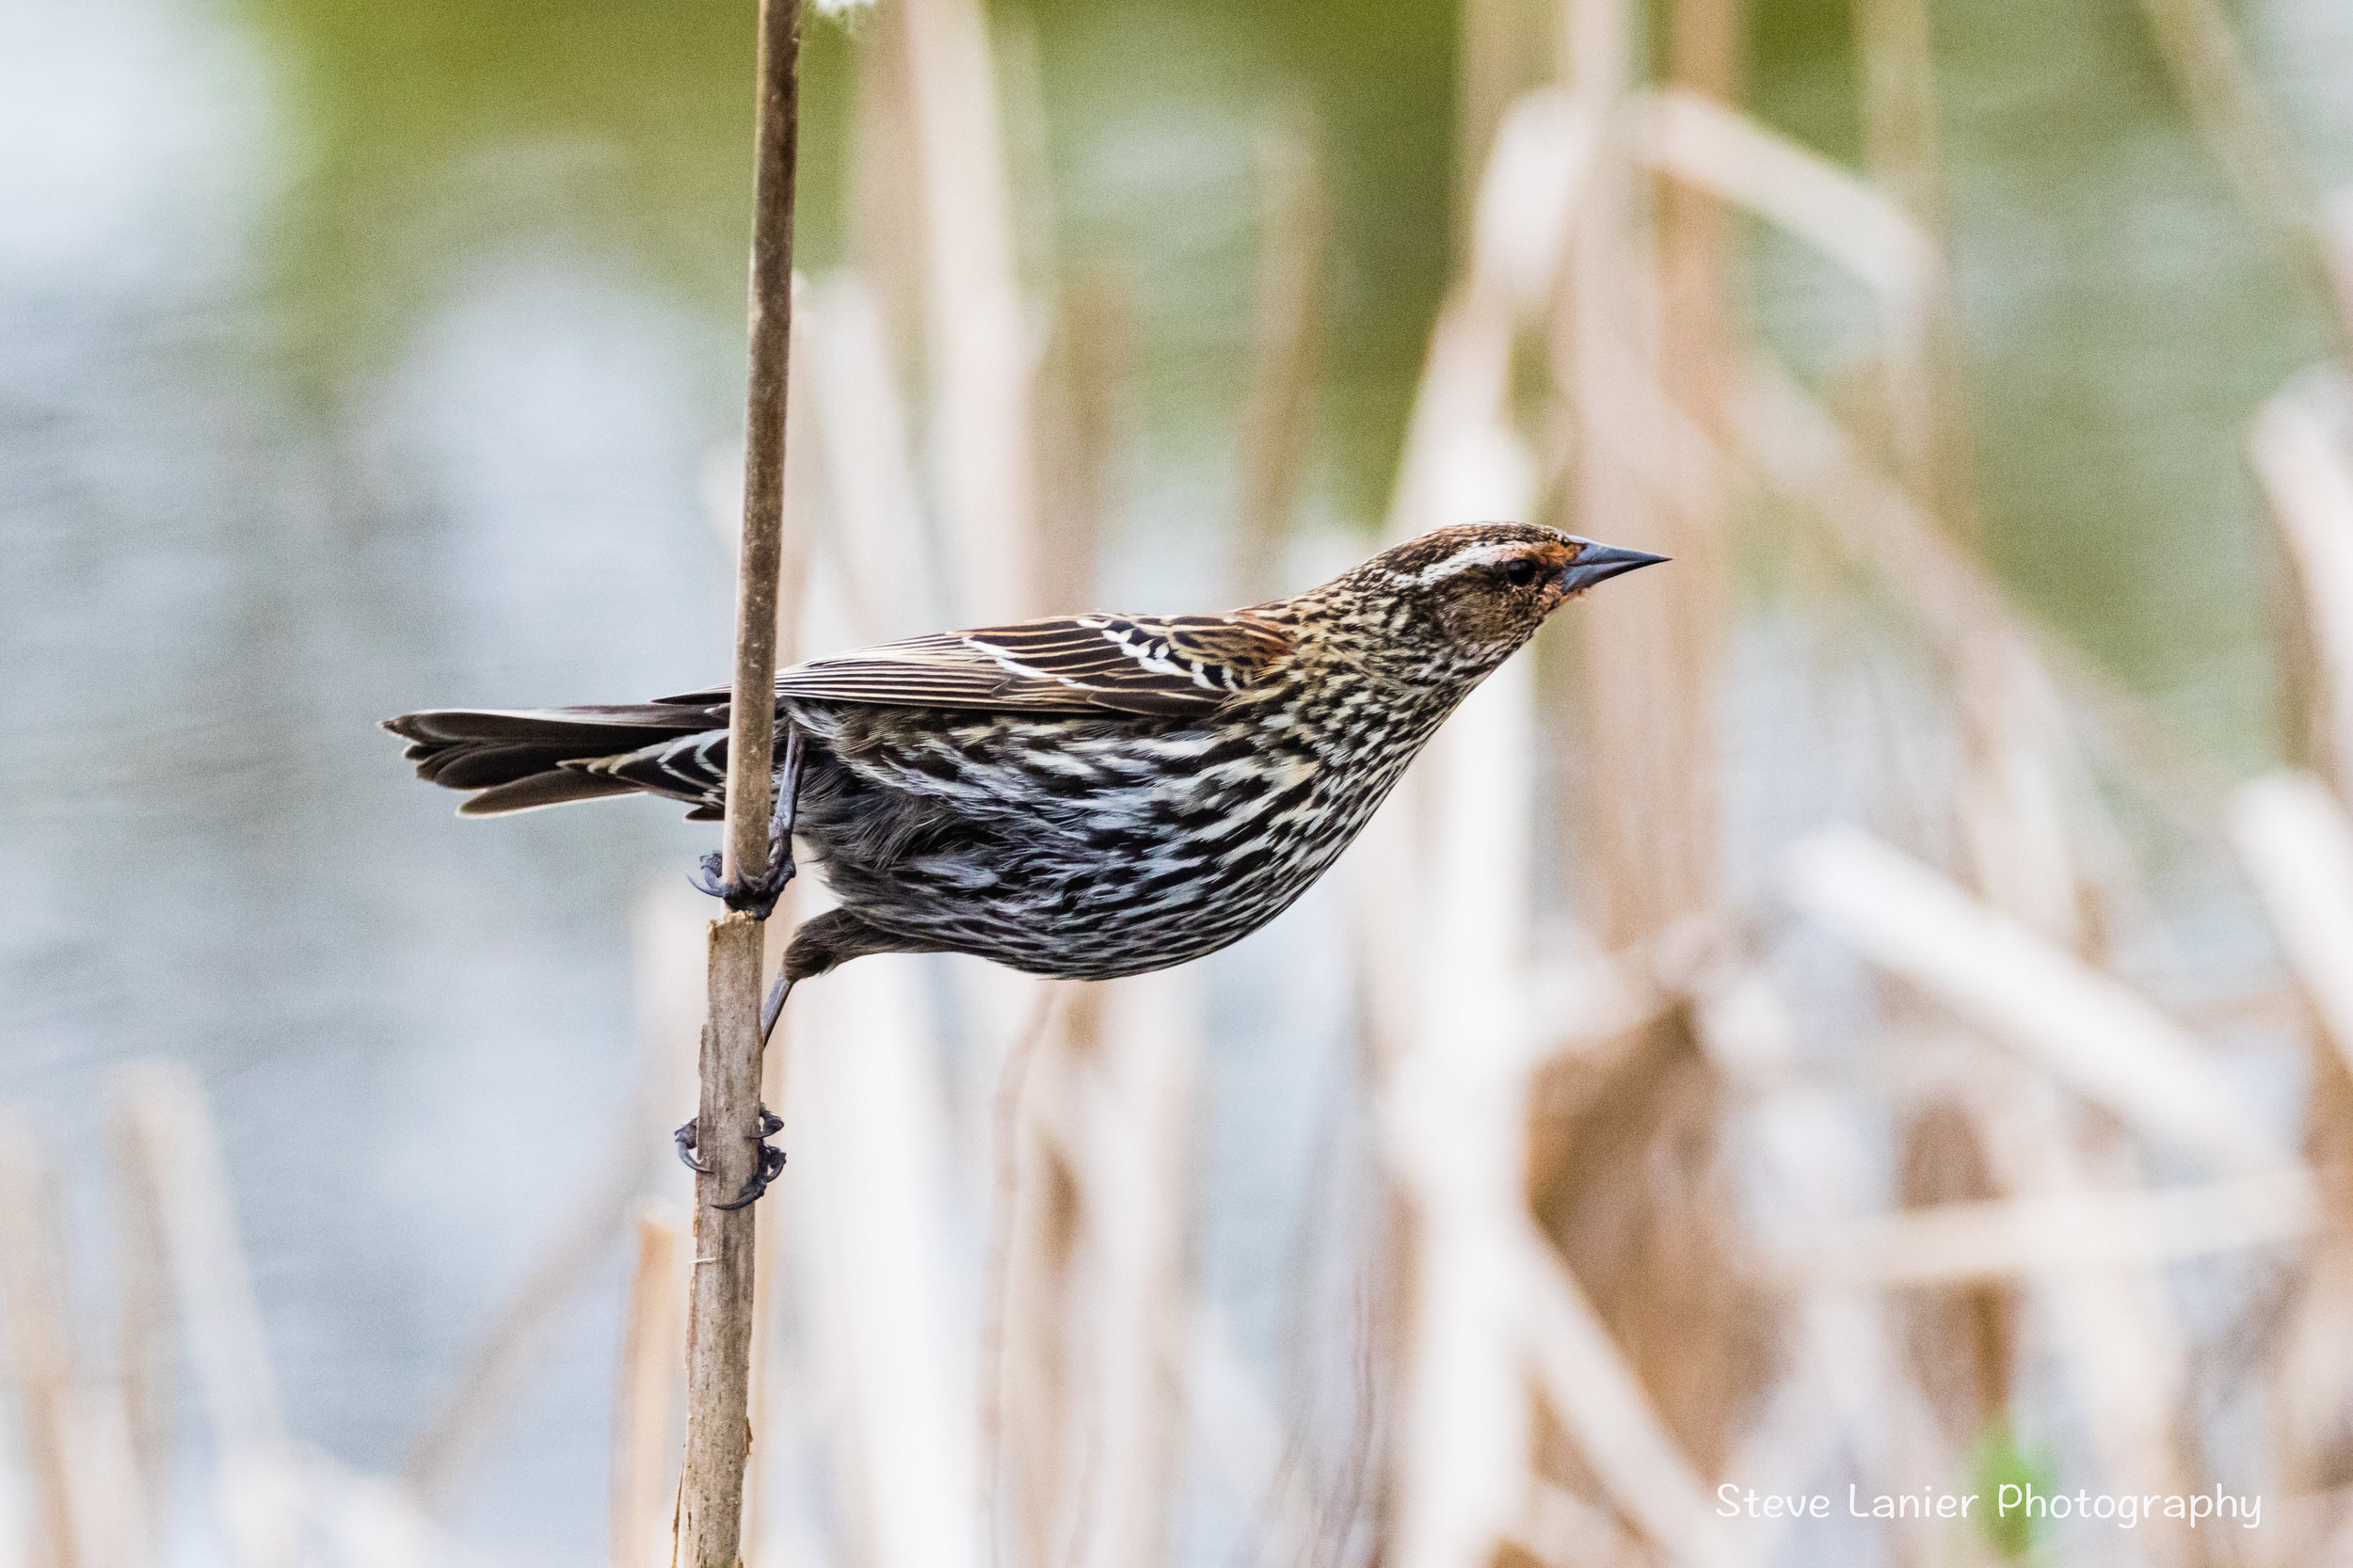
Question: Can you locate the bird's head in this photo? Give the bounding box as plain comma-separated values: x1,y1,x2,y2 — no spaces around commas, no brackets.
1318,522,1667,685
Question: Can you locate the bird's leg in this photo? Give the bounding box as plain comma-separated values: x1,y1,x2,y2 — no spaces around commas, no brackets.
760,970,794,1047
692,720,802,921
680,723,801,1208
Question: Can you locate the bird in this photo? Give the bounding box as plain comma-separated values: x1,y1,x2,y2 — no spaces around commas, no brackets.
385,521,1663,1202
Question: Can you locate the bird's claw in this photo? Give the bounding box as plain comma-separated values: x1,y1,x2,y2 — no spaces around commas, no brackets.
713,1137,787,1211
677,1104,787,1208
690,843,796,921
690,853,727,899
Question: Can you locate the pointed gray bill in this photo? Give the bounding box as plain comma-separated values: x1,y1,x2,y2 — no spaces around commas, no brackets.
1560,538,1671,594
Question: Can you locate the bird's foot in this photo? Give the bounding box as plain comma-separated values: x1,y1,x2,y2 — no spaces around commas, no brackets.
689,838,796,921
691,728,804,920
675,1104,787,1208
713,1137,787,1211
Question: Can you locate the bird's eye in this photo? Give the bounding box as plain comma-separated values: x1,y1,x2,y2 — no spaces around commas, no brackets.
1503,557,1541,588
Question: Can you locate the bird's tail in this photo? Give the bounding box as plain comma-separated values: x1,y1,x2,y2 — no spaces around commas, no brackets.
382,702,728,817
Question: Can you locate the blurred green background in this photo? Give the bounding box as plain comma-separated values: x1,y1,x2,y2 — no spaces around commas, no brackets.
222,0,2350,751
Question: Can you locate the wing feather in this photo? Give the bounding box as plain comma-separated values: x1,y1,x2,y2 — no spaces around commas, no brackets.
661,613,1293,718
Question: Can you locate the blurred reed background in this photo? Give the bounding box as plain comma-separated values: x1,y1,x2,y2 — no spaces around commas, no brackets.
8,0,2353,1564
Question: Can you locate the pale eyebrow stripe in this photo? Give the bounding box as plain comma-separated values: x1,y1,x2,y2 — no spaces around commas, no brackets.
1413,541,1523,585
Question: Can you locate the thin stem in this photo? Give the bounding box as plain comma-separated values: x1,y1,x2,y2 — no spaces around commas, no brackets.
678,0,802,1563
723,0,804,889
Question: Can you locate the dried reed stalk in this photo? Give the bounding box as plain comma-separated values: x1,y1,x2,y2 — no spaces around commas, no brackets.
0,1112,88,1568
1928,668,2070,1449
1950,637,2090,952
1657,0,1742,451
846,0,927,389
1095,982,1197,1568
877,6,1075,1526
1456,0,1548,250
1558,0,1721,949
792,952,983,1568
678,0,801,1560
1638,89,1939,312
1713,977,1961,1566
1854,0,2091,962
739,887,802,1568
1035,268,1128,614
2250,376,2353,794
740,332,819,1564
2233,773,2353,1079
1520,1238,1739,1568
1893,1102,2017,1448
1232,110,1326,604
614,1206,690,1568
1535,0,1757,1510
1370,57,1746,1555
1510,1480,1635,1568
1385,661,1544,1568
2131,0,2352,356
1729,354,2235,824
1785,1168,2321,1287
800,278,938,641
1176,1304,1321,1568
1850,0,1986,541
750,286,999,1565
996,986,1092,1568
1968,1076,2205,1568
1008,975,1199,1568
1528,1005,1766,1484
2241,392,2353,1551
1369,82,1568,1562
111,1092,173,1555
2231,776,2353,1543
1784,826,2278,1173
1386,88,1595,547
117,1063,303,1568
897,0,1040,622
1644,76,2100,954
1388,665,1737,1568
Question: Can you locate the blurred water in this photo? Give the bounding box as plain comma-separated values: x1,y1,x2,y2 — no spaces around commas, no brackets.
0,1,742,1552
4,0,2349,1560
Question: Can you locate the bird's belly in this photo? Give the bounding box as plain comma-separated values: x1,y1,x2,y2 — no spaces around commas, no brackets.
804,744,1377,980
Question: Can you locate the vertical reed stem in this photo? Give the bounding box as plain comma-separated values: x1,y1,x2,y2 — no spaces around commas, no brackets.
617,1206,690,1568
678,0,802,1562
0,1118,80,1568
1232,112,1325,605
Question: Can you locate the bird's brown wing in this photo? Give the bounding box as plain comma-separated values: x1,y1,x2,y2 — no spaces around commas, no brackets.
660,613,1296,719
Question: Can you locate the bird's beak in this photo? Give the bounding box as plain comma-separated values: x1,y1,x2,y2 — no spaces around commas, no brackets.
1560,537,1670,595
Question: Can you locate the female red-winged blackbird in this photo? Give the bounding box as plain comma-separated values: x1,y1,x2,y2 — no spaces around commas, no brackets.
388,523,1659,1196
392,520,1659,986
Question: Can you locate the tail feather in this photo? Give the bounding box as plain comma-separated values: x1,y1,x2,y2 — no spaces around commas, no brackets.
458,771,644,817
426,744,584,791
384,703,728,816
